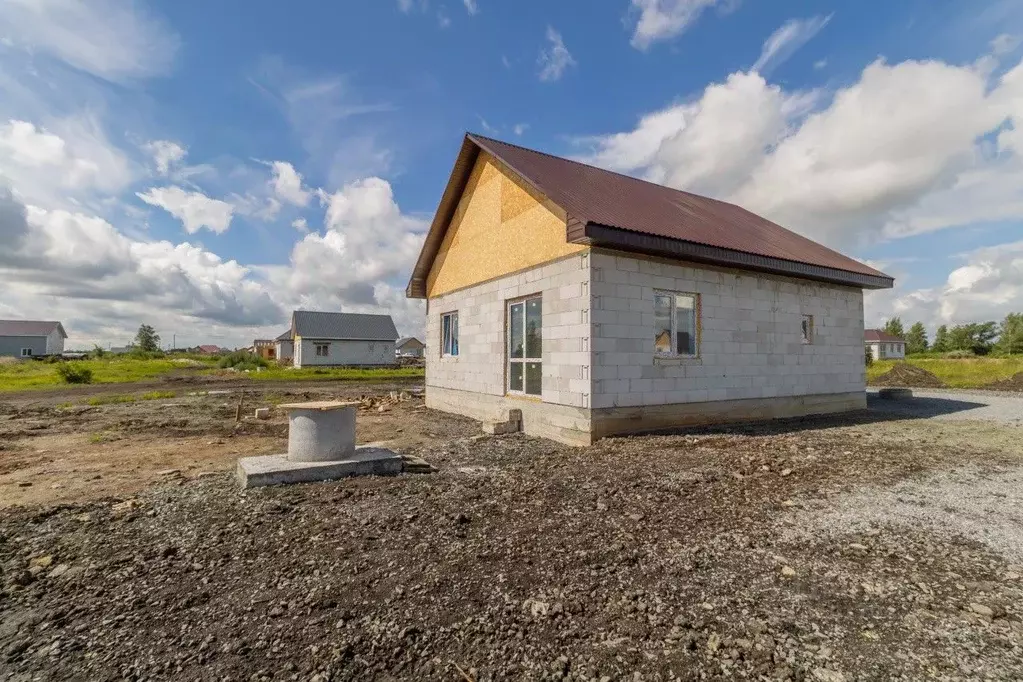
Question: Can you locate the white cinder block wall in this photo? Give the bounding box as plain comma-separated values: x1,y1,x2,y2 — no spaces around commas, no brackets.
427,252,591,406
589,252,865,409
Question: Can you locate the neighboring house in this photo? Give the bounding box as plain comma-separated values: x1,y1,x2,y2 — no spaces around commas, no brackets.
274,329,294,363
196,345,222,355
406,134,894,446
396,336,426,358
253,339,277,361
289,311,399,368
864,330,906,360
0,320,67,358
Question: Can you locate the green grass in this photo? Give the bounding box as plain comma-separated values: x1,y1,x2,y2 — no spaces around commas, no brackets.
0,357,217,392
140,390,176,400
85,394,138,406
244,366,425,382
0,355,421,392
84,390,176,406
868,356,1023,388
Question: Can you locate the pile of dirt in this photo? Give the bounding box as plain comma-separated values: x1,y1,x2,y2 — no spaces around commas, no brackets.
983,371,1023,392
869,362,946,388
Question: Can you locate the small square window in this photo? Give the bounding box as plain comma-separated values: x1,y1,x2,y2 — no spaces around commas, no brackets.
441,312,459,356
315,343,330,357
801,315,814,344
21,348,32,357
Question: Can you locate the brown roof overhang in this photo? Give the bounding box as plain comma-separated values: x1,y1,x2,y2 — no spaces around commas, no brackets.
578,223,894,290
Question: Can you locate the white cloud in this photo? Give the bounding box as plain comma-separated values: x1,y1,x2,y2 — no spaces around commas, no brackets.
0,0,178,82
752,14,832,74
814,59,828,70
270,161,311,207
513,123,529,136
438,11,451,28
267,177,427,316
0,117,133,208
463,0,479,15
291,217,309,233
143,139,187,175
579,54,1023,250
871,241,1023,329
992,33,1021,56
629,0,729,50
0,190,282,335
136,186,235,234
538,26,576,83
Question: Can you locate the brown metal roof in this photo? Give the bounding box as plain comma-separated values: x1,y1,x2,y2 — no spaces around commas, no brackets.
864,329,904,343
406,134,894,298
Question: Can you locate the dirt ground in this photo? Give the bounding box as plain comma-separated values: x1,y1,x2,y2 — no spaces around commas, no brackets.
2,383,1023,680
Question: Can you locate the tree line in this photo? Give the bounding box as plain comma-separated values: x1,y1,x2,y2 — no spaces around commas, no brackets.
882,314,1023,356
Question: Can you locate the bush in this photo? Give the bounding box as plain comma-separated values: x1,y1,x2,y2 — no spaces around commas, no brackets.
217,351,269,370
864,346,873,367
944,349,975,359
127,348,166,360
56,363,93,384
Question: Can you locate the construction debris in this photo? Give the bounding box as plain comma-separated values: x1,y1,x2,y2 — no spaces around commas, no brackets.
402,454,437,474
482,408,522,435
356,391,414,411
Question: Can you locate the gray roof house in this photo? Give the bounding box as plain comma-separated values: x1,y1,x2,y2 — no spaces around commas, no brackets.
396,336,426,357
290,311,399,368
0,320,67,358
274,328,295,362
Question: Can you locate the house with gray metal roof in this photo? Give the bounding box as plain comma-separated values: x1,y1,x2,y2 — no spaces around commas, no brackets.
405,134,894,445
0,320,67,358
286,311,399,368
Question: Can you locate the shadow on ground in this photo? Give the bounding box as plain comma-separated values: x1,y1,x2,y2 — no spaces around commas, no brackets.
635,392,993,438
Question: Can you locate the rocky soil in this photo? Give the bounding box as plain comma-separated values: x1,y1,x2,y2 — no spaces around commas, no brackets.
2,400,1022,681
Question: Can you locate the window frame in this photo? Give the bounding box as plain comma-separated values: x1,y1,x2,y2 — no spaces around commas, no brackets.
801,314,814,345
20,348,32,357
441,311,459,357
653,290,700,358
506,295,542,397
314,343,330,357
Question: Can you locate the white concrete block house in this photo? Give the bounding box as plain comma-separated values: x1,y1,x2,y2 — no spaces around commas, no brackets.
0,320,67,358
864,329,906,360
283,311,399,368
406,134,895,445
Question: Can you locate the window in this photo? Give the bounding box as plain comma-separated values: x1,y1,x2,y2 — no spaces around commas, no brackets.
654,291,698,356
508,296,542,396
801,315,814,344
441,312,459,356
315,343,330,357
20,348,32,357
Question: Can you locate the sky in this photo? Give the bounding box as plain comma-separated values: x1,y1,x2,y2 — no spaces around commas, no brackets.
1,0,1022,350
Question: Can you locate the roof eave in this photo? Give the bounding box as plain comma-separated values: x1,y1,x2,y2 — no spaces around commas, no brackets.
577,223,894,290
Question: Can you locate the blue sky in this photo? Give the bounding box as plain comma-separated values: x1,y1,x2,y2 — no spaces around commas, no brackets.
1,0,1022,349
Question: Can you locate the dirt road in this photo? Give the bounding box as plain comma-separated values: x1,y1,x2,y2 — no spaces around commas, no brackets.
1,386,1022,680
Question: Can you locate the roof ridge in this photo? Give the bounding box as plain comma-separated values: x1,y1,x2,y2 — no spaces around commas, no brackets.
467,132,738,211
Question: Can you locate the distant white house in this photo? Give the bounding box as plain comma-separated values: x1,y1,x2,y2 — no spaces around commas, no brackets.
864,329,906,360
284,311,399,368
0,320,66,357
396,336,425,358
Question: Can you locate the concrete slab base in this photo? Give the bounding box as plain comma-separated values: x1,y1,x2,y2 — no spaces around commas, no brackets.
236,447,403,489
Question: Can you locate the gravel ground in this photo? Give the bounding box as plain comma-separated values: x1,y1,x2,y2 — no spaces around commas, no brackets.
1,391,1022,680
867,388,1023,426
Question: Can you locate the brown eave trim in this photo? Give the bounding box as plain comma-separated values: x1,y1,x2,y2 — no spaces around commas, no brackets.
577,223,894,290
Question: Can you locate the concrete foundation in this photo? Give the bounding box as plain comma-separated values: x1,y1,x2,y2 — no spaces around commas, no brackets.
236,447,403,488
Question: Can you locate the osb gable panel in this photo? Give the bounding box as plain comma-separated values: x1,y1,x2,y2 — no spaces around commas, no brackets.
426,152,586,298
